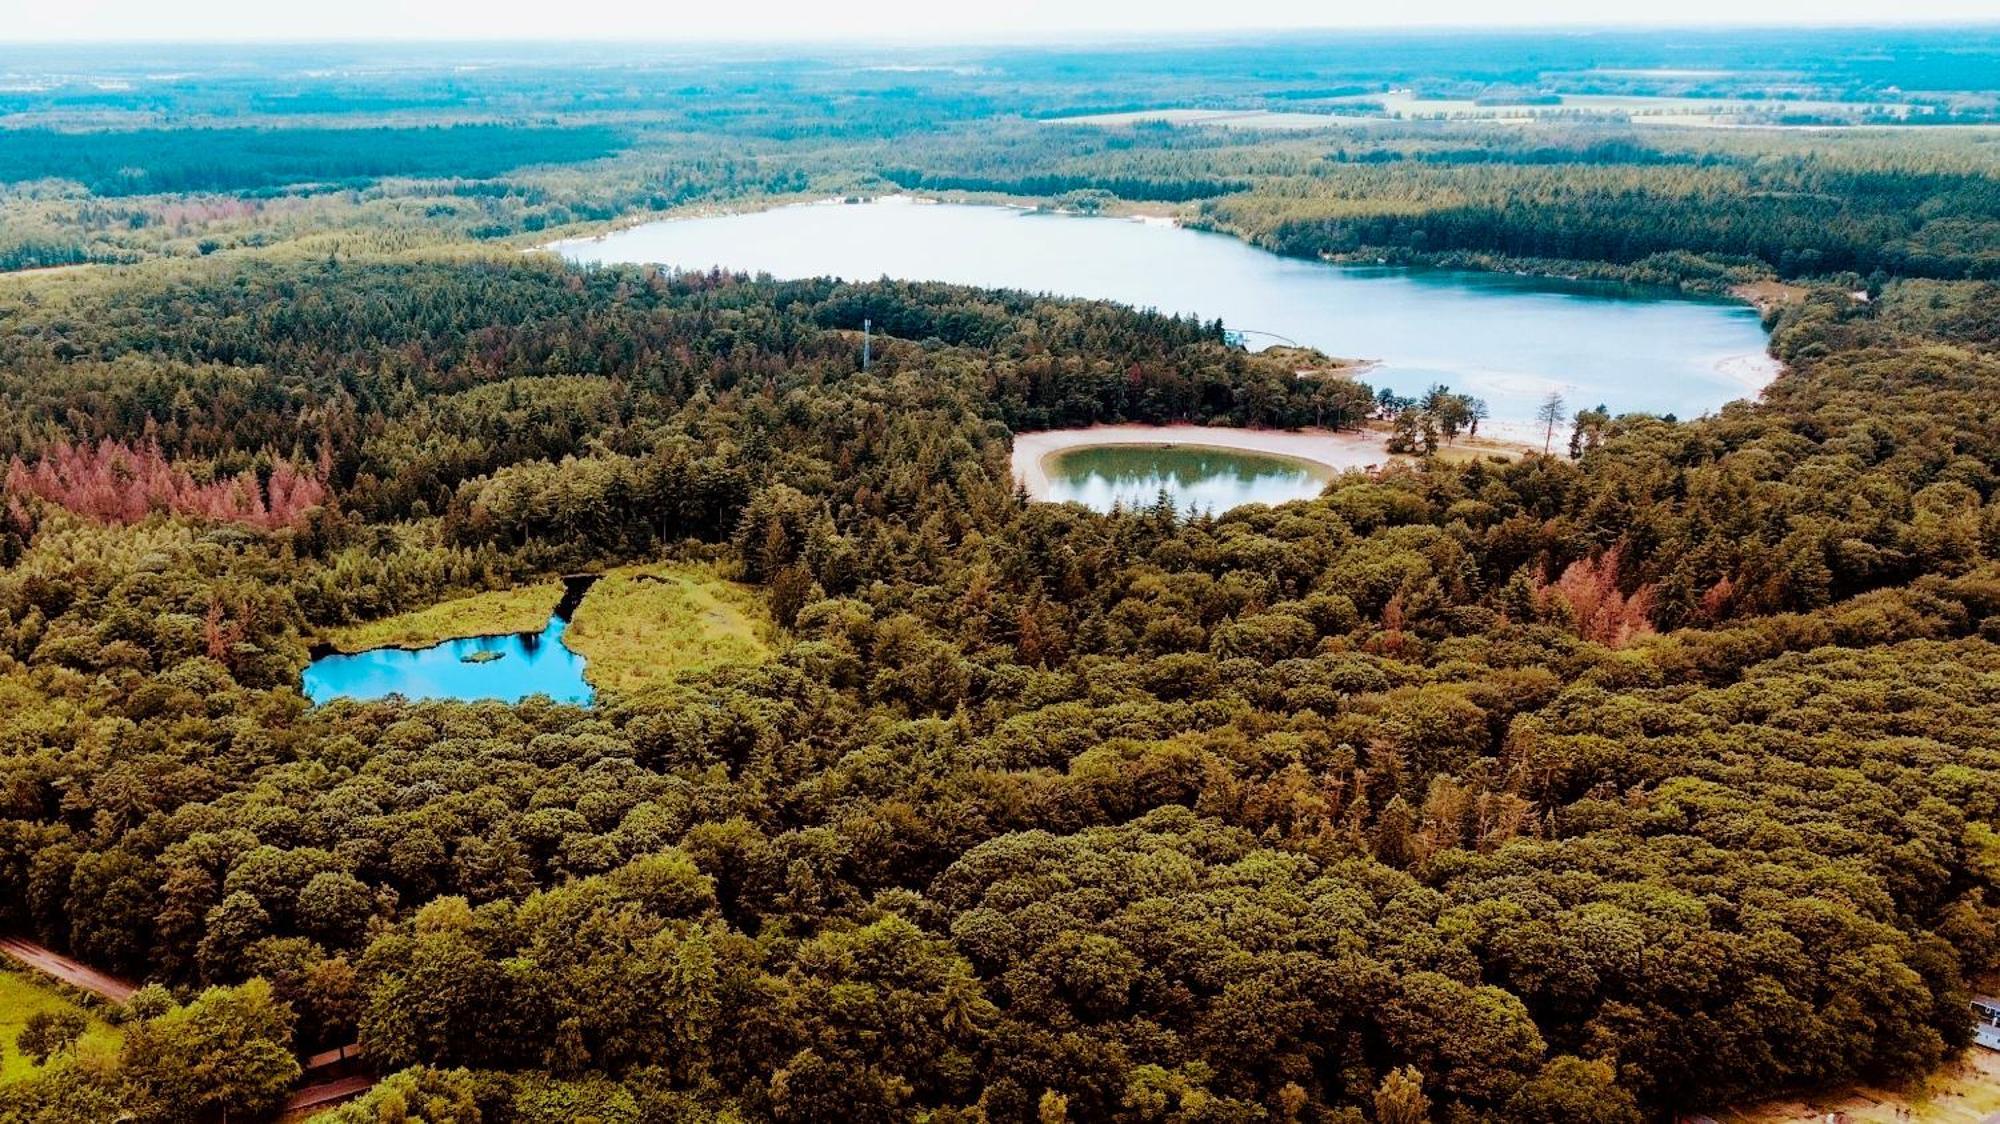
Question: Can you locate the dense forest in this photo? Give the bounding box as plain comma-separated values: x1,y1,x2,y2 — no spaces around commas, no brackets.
0,242,1991,1123
0,126,630,197
1198,155,2000,280
0,28,1996,1124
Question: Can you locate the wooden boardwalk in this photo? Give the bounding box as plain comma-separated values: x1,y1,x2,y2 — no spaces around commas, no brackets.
0,935,139,1004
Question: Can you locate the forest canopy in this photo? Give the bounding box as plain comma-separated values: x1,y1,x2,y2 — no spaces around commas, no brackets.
0,243,1989,1123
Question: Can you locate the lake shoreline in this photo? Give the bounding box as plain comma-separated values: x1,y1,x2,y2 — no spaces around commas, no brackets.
535,191,1181,255
553,198,1779,428
541,193,1781,319
1012,424,1391,502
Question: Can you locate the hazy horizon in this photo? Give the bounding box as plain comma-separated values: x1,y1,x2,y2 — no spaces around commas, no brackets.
10,0,2000,44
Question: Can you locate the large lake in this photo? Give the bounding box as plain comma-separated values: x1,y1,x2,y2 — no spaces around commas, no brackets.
553,198,1776,426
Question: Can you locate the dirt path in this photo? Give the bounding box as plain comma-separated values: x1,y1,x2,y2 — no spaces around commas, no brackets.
0,936,139,1005
1011,424,1391,501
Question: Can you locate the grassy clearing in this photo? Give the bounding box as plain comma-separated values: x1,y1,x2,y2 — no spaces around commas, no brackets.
1428,440,1524,465
321,583,565,652
1732,278,1811,313
0,968,121,1083
564,564,773,695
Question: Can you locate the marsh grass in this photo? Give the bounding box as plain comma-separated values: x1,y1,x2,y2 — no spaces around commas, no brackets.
564,564,772,694
322,583,566,653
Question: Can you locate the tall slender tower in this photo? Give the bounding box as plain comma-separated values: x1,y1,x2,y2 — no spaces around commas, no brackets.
862,318,872,371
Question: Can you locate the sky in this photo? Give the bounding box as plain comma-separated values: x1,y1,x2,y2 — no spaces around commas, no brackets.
5,0,1998,42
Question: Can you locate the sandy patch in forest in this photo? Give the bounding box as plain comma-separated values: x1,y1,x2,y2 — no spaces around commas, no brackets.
1729,279,1808,313
1716,351,1786,395
1011,424,1392,500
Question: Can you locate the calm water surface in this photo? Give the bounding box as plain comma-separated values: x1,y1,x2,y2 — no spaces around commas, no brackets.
554,199,1775,426
303,580,596,705
1046,445,1334,515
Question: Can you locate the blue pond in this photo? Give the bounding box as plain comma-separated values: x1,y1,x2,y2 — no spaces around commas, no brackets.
303,579,596,705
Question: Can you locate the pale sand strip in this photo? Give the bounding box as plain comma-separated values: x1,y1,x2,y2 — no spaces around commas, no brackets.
1715,351,1785,395
1011,424,1392,501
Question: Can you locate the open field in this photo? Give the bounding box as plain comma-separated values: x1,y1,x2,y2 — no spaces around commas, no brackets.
1347,90,1940,122
1051,92,1964,133
320,583,565,653
1012,424,1392,501
564,564,773,694
0,968,122,1083
1044,108,1379,130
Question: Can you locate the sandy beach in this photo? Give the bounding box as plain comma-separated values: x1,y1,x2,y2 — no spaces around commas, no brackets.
1715,351,1785,395
1466,417,1563,451
1011,424,1393,500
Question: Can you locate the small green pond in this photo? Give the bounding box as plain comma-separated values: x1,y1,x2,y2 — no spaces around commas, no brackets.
1045,445,1334,515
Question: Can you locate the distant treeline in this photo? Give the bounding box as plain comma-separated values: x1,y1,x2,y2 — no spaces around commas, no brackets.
1321,143,1708,166
1206,162,2000,280
880,167,1250,202
0,124,628,195
0,239,90,272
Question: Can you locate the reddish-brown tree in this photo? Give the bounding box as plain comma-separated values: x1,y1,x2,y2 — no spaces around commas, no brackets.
1539,546,1657,647
4,439,327,529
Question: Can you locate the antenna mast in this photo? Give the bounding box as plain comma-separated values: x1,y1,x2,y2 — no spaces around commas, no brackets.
863,318,872,371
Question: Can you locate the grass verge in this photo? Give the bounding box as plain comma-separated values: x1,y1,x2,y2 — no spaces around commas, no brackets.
0,967,122,1083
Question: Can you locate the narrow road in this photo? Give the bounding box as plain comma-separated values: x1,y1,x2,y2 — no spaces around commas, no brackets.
0,936,139,1004
6,934,376,1116
281,1075,374,1118
304,1042,362,1073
